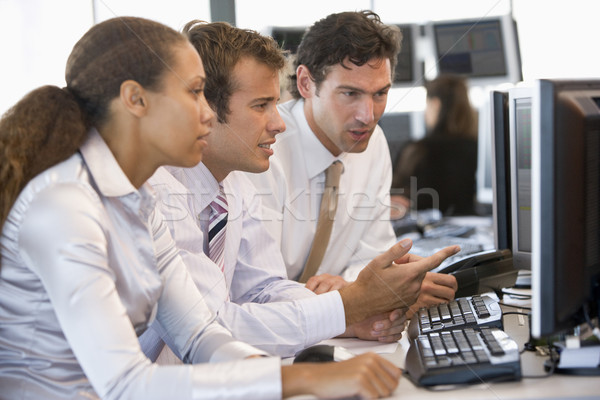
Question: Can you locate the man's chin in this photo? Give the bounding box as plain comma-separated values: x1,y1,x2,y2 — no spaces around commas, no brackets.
243,163,270,174
344,140,370,154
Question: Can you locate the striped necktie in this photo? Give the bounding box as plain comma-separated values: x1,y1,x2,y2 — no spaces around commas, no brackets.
208,185,228,272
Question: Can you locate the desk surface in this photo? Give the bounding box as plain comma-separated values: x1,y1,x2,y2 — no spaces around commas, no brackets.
382,293,599,400
289,294,599,400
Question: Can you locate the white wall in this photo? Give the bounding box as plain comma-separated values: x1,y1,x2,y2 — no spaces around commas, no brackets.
0,0,210,116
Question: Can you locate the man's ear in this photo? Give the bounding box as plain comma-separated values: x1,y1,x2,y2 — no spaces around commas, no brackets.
296,65,315,99
120,80,147,117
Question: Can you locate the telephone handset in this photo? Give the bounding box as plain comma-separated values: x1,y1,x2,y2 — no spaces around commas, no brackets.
438,249,518,298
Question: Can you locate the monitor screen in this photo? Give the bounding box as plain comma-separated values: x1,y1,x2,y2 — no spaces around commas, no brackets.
430,15,522,85
509,88,533,270
434,19,505,77
531,79,600,339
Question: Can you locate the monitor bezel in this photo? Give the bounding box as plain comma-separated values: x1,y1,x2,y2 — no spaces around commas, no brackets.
490,90,511,251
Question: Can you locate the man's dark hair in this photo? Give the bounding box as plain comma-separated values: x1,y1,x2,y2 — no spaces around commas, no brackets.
288,10,402,99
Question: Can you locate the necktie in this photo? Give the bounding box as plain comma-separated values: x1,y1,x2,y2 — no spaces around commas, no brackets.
208,185,228,272
299,160,344,283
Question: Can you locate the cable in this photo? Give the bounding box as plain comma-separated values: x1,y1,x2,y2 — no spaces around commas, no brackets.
502,311,530,317
499,302,531,311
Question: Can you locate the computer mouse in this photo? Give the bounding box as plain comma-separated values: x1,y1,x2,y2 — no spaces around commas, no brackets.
293,344,355,363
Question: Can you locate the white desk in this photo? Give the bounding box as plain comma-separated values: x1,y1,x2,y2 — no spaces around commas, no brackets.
381,296,600,399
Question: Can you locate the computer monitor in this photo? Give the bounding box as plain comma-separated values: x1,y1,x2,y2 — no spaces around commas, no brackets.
508,87,533,270
531,79,600,342
269,24,424,88
490,90,511,250
429,15,522,85
393,24,424,87
378,111,413,167
269,26,306,54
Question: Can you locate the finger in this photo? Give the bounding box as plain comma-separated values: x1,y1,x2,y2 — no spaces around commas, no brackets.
413,245,460,275
371,356,402,395
313,282,332,294
372,318,391,332
373,238,412,269
373,323,406,338
389,308,407,322
328,280,347,292
304,276,324,291
426,272,459,291
372,318,406,337
305,274,329,292
378,332,403,342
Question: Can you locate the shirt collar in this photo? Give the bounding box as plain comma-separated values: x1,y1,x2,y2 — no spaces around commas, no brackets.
291,99,345,179
79,128,138,198
165,162,219,212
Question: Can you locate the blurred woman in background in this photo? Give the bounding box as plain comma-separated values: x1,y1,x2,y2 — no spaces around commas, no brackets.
392,74,478,216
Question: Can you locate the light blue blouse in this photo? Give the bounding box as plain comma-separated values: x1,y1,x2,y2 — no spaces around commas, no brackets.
0,130,281,399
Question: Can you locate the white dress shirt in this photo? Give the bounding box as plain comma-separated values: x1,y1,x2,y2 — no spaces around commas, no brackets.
0,130,281,400
145,164,346,357
248,99,398,282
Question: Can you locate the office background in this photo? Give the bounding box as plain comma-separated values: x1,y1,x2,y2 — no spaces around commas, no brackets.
1,0,599,117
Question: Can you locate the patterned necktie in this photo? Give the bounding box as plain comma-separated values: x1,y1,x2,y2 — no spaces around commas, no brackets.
299,160,344,283
208,185,228,272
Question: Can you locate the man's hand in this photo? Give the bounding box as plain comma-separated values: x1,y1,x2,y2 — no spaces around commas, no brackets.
338,239,460,325
305,273,350,294
342,309,408,342
406,272,458,318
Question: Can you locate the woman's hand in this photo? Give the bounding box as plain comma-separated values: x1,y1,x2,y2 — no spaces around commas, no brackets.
282,352,401,399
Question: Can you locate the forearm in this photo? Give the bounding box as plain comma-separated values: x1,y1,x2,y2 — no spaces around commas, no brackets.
217,291,346,357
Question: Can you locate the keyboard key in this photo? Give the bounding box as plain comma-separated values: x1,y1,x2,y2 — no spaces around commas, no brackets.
440,304,452,321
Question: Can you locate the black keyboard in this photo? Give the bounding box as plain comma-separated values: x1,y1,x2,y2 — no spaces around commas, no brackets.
404,327,521,386
407,295,503,339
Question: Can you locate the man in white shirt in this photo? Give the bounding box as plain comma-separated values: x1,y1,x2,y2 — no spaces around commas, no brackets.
140,20,458,359
248,11,458,309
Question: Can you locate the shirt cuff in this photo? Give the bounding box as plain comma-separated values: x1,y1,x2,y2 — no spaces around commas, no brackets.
192,356,282,400
297,290,346,345
209,341,270,363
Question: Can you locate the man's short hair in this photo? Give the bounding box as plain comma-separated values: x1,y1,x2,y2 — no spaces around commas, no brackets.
289,10,402,99
183,21,286,122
